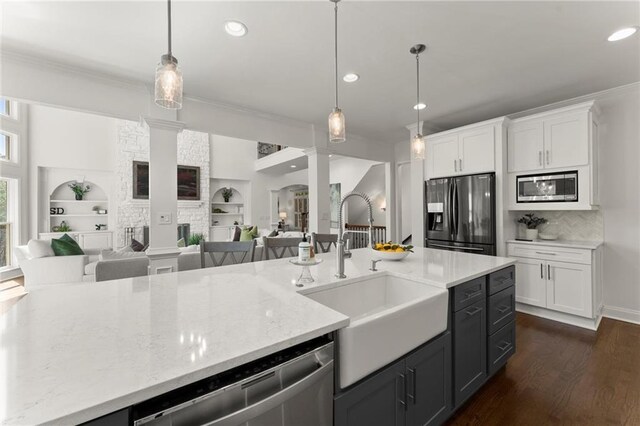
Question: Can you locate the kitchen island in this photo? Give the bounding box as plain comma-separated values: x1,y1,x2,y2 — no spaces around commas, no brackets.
0,247,515,425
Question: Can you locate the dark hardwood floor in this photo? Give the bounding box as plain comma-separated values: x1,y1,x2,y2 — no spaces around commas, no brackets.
448,313,640,425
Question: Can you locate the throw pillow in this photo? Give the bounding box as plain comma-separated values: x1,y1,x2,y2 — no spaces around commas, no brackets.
177,238,186,248
239,227,256,241
268,229,278,238
130,238,145,252
51,236,84,256
232,226,241,242
27,239,55,258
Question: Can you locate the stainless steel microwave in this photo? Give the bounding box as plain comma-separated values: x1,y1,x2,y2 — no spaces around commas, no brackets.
516,171,578,203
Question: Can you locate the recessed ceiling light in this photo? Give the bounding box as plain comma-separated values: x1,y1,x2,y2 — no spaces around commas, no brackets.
413,103,427,110
225,20,248,37
290,165,297,168
608,27,637,42
343,73,359,83
329,154,333,157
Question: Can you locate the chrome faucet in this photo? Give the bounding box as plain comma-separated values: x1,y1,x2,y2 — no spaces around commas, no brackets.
336,192,374,279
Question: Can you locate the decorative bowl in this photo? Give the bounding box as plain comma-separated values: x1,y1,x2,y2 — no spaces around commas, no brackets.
538,233,558,240
371,249,410,261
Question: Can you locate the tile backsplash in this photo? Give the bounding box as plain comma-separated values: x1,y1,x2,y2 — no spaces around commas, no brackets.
511,210,603,241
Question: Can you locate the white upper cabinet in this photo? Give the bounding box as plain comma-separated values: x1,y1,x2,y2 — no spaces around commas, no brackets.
507,121,544,172
426,119,504,179
429,134,459,178
543,112,589,169
459,126,495,174
507,102,594,173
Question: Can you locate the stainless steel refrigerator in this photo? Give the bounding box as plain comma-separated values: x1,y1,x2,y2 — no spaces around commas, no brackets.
425,173,495,255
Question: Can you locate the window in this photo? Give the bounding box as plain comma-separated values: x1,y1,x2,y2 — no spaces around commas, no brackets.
0,132,10,161
0,99,11,117
0,179,10,268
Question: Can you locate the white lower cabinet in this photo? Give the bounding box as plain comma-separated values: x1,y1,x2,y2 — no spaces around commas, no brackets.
508,242,602,329
514,257,546,308
39,231,114,250
546,261,592,318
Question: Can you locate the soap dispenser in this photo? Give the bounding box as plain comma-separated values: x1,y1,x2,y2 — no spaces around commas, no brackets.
298,233,311,263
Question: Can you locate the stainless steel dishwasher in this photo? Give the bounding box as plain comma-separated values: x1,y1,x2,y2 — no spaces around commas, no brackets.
132,337,334,426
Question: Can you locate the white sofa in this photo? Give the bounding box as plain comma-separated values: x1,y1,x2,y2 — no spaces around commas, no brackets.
15,244,101,288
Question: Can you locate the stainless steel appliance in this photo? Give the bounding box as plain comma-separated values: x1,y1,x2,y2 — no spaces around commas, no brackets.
132,338,334,426
426,173,495,255
516,171,578,203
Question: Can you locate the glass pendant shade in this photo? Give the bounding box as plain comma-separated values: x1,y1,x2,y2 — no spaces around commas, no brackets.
155,54,183,109
412,133,425,159
328,107,346,143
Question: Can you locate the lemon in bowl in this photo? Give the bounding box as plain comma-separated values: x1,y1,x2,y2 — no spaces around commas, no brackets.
371,242,414,261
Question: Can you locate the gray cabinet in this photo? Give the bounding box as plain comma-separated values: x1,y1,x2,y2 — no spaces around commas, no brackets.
335,358,406,426
453,299,487,406
406,332,452,426
335,333,451,426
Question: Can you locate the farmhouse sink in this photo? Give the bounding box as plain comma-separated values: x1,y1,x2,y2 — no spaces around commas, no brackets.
305,274,448,388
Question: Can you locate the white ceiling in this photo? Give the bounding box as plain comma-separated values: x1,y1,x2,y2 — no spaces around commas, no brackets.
2,1,639,142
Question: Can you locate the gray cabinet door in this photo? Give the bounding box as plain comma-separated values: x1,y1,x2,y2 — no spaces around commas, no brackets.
406,332,452,426
335,359,407,426
453,299,487,407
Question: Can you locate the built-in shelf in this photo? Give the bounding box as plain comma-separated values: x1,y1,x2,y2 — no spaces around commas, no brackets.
50,214,109,217
50,199,109,203
211,202,243,206
211,213,242,216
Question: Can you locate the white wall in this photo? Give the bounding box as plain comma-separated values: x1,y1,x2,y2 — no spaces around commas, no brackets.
210,134,308,230
596,84,640,320
28,104,117,239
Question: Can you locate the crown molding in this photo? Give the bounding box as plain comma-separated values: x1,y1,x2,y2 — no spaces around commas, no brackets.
143,117,186,132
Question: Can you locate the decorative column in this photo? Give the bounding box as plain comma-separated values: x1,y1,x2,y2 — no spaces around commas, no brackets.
408,121,425,247
269,189,280,229
143,117,185,274
305,147,331,234
384,161,397,243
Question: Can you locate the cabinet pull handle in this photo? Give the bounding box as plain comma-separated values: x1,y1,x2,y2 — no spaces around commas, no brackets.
548,264,551,280
459,158,463,171
454,159,457,172
536,251,557,255
497,305,510,313
397,373,406,409
497,341,511,351
540,263,544,279
465,306,482,316
407,367,417,405
464,289,483,299
538,151,542,166
546,150,550,165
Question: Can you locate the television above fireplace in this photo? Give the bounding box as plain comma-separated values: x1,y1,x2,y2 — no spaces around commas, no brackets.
132,161,200,200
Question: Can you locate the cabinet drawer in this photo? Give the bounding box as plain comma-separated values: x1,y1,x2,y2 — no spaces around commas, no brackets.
452,277,486,312
488,266,515,296
488,321,515,376
488,286,515,335
507,243,591,265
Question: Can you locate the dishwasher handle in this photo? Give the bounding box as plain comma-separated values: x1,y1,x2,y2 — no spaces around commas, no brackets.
205,359,334,426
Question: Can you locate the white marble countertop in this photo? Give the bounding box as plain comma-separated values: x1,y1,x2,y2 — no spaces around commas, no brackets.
0,247,515,425
506,239,603,250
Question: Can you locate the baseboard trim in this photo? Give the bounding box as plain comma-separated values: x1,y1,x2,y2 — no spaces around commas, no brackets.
602,306,640,326
515,303,600,331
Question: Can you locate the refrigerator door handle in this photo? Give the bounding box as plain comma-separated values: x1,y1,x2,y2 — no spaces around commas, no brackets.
452,180,459,238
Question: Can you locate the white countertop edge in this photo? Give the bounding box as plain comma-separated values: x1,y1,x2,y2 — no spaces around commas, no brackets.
47,319,349,426
506,239,603,250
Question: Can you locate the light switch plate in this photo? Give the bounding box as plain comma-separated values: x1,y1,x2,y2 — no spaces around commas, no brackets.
158,212,172,225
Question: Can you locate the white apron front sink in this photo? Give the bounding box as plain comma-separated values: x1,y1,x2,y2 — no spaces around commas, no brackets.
305,274,449,388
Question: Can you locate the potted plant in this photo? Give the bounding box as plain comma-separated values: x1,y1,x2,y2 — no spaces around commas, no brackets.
68,181,91,200
188,233,205,246
517,213,547,240
222,187,233,203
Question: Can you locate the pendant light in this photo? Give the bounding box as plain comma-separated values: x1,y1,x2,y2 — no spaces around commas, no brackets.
155,0,183,109
410,44,426,159
328,0,346,143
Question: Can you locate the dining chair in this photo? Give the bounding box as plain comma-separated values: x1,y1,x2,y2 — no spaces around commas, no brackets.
262,237,303,260
311,233,338,253
200,240,257,268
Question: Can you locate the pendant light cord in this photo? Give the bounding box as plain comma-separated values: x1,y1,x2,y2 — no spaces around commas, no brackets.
167,0,172,57
416,53,420,132
334,1,339,109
